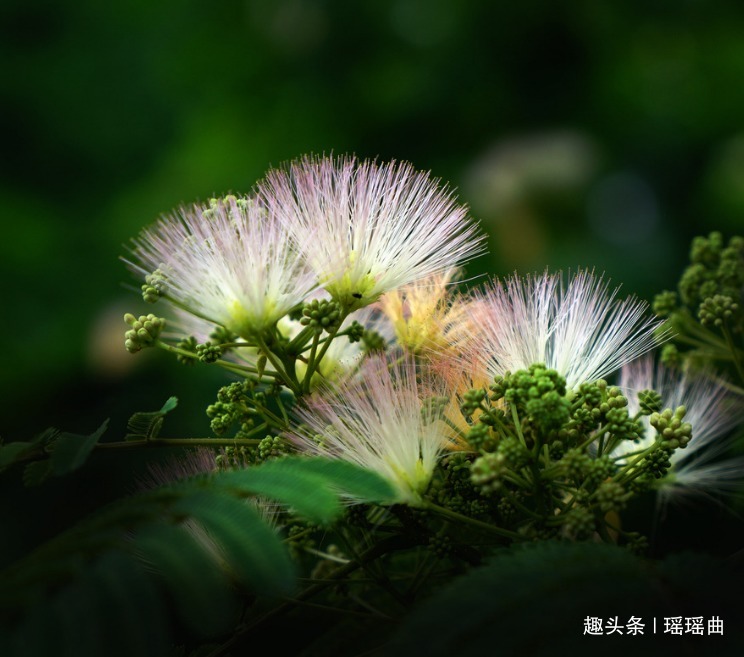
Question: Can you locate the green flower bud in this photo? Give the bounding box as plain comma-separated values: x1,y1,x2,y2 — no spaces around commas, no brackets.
346,320,365,343
460,388,487,414
361,329,386,353
595,479,631,513
652,290,678,318
563,507,595,540
638,389,663,415
123,313,166,353
300,298,342,333
175,336,198,364
471,452,507,494
698,294,739,328
196,343,223,363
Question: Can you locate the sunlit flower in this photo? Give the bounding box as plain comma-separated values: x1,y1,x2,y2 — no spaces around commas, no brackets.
615,355,744,505
124,196,319,340
472,270,666,390
287,355,453,505
256,155,486,310
378,267,478,360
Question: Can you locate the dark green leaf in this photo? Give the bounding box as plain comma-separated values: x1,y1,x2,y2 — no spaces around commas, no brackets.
22,459,52,487
215,456,396,524
386,541,744,657
0,442,36,471
51,419,109,475
135,523,239,638
275,457,397,502
173,491,296,596
90,550,171,657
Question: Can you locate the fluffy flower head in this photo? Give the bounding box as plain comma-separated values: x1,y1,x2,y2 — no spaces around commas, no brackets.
256,155,486,310
125,196,319,339
287,354,452,505
472,270,666,390
615,355,744,505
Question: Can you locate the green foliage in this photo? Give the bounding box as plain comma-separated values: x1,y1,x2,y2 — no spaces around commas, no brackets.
0,456,395,657
0,421,109,486
654,232,744,384
50,420,110,476
385,542,744,657
126,396,178,441
0,441,37,471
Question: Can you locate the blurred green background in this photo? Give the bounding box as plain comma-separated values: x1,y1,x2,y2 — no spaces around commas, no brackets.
2,0,744,558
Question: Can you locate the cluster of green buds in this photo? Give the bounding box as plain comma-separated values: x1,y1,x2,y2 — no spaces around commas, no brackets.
653,232,744,381
430,363,689,550
206,380,258,437
300,299,342,333
141,269,168,304
124,313,166,353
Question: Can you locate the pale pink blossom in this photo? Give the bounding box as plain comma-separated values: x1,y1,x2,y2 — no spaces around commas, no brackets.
256,156,486,310
287,354,452,505
125,196,319,339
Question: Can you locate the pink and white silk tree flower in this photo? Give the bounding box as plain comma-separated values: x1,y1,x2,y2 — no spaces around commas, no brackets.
255,155,486,311
614,355,744,506
287,355,453,506
124,196,320,340
471,270,666,390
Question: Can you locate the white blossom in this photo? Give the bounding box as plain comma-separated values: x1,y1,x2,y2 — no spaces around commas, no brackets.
473,270,666,389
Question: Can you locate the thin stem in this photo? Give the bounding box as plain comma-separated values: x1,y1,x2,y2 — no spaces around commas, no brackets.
422,501,523,542
254,335,300,395
594,515,616,544
288,325,316,354
207,535,412,657
96,437,263,449
156,342,279,379
302,332,321,393
275,394,290,425
299,320,348,393
510,406,526,447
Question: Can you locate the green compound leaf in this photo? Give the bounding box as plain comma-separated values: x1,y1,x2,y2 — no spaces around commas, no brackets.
51,419,109,475
134,523,239,638
22,459,52,487
214,456,397,524
126,396,178,441
1,455,393,657
172,491,296,597
0,441,36,471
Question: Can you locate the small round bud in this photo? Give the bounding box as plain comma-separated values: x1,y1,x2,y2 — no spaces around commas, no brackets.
652,290,678,318
471,452,507,494
595,480,631,513
361,329,386,353
346,321,365,343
